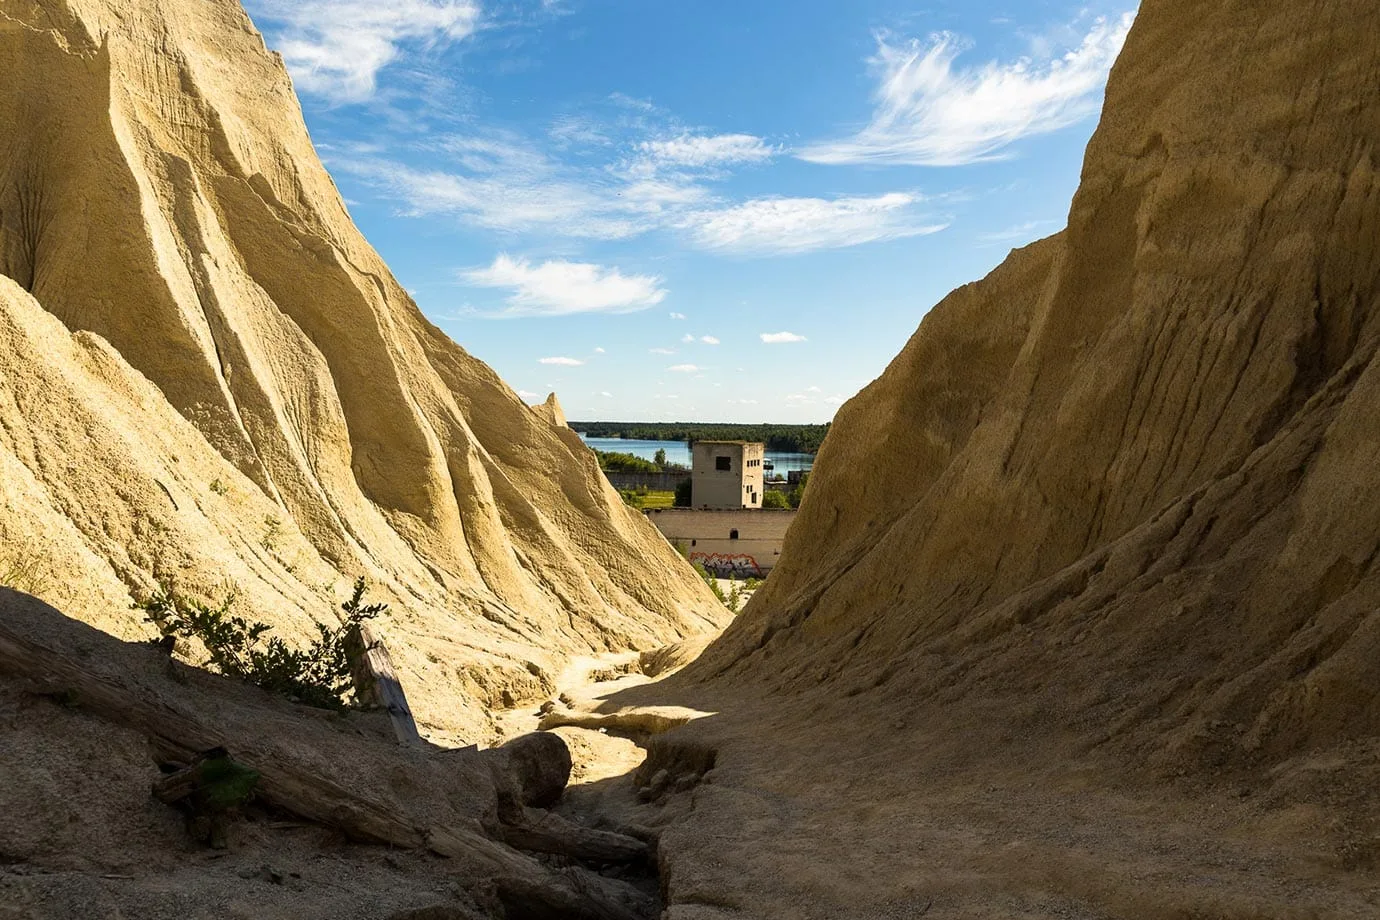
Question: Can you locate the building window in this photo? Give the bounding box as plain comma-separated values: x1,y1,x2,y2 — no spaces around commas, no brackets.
715,456,731,471
730,529,739,540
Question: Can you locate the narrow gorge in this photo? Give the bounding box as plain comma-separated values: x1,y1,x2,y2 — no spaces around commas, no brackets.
3,0,1380,917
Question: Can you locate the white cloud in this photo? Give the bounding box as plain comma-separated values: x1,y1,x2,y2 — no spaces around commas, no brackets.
701,335,721,345
681,334,696,344
687,193,947,254
806,385,822,392
978,219,1060,243
518,389,541,402
637,133,775,168
599,391,613,397
650,347,676,355
594,346,606,353
462,254,667,317
247,0,481,103
668,364,700,373
539,356,585,366
669,312,687,320
761,331,807,344
798,12,1135,166
338,120,934,256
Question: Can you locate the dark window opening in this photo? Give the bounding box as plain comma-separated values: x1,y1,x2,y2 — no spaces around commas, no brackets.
715,456,732,471
691,539,697,547
730,529,740,540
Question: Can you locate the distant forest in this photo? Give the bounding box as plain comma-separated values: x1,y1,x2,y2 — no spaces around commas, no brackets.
573,422,831,454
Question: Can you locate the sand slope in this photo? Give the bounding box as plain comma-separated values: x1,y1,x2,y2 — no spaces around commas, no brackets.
0,0,723,743
706,0,1380,773
630,0,1380,914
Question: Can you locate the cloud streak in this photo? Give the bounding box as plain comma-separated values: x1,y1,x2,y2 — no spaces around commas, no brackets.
799,12,1134,166
761,331,807,344
247,0,481,103
688,193,947,254
463,255,667,317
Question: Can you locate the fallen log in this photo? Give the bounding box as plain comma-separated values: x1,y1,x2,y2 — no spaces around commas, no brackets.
498,807,648,866
0,593,656,919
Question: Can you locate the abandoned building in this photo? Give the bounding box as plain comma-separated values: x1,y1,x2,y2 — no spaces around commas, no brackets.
691,440,765,510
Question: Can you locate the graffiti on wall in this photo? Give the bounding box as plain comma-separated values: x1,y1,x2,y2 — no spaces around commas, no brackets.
690,552,762,579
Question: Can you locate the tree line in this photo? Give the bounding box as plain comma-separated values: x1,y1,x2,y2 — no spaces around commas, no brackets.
574,422,831,454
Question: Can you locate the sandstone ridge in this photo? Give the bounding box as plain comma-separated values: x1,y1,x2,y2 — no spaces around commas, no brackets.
0,0,724,743
707,0,1380,779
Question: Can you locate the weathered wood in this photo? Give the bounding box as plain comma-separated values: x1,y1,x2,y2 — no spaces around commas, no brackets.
0,625,427,848
499,807,648,865
0,614,655,920
152,748,231,804
346,624,422,746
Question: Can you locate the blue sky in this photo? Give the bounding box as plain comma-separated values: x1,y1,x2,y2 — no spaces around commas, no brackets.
244,0,1137,423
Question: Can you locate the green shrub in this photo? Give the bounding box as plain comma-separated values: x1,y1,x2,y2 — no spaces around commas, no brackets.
673,478,692,507
761,489,789,509
139,578,386,710
0,539,49,598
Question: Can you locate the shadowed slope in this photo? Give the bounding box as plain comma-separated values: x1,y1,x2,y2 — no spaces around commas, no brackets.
700,0,1380,779
0,0,723,741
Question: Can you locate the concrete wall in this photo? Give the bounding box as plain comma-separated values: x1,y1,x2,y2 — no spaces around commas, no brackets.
646,508,796,576
691,442,765,509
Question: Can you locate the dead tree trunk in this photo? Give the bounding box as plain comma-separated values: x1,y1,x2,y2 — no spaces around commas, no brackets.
345,623,422,746
0,608,655,920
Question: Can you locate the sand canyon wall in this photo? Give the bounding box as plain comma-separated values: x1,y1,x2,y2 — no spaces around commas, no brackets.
706,0,1380,773
0,0,724,743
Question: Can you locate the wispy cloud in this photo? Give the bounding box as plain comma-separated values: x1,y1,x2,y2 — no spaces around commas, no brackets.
669,312,687,320
650,347,676,355
700,335,721,345
539,356,585,366
464,254,666,317
636,133,775,168
247,0,481,103
687,193,948,254
799,12,1134,166
668,364,700,373
761,331,807,344
978,218,1060,243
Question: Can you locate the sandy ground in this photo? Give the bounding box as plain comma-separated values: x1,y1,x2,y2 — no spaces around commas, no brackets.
485,652,1380,920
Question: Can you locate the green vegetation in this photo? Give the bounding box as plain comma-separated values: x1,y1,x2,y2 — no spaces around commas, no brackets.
0,538,49,598
594,448,664,473
139,577,386,710
575,422,831,454
673,478,693,507
260,516,283,552
760,489,790,509
619,487,677,510
788,472,811,509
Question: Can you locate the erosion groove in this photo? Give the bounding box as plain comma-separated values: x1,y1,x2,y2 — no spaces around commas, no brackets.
0,0,725,746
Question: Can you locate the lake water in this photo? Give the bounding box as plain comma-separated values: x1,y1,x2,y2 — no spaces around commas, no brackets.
580,436,815,474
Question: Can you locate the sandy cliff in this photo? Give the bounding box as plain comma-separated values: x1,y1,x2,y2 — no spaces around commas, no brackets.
0,0,723,743
629,0,1380,915
707,0,1380,770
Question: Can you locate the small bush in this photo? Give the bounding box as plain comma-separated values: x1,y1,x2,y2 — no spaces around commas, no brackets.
673,478,692,507
139,578,386,710
761,489,789,509
0,539,49,598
